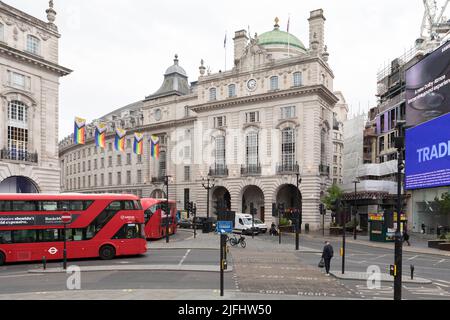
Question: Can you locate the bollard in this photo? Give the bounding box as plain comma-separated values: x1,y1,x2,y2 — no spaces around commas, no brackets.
410,265,414,280
42,256,46,270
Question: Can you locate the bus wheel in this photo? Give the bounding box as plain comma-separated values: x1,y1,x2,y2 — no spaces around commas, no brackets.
99,245,116,260
0,251,5,266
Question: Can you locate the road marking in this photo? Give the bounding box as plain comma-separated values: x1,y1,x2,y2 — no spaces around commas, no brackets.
0,274,43,279
347,259,367,264
178,249,191,266
433,282,450,288
430,279,450,285
433,259,446,266
407,255,420,261
371,254,388,260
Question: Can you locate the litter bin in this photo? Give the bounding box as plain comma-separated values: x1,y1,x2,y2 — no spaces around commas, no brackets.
305,223,310,234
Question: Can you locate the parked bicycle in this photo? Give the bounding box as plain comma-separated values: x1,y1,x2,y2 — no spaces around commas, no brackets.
229,234,246,248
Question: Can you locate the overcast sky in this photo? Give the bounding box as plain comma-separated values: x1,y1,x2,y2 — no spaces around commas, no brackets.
6,0,425,138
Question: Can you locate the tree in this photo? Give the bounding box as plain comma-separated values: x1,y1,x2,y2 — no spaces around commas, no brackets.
434,192,450,215
322,184,344,213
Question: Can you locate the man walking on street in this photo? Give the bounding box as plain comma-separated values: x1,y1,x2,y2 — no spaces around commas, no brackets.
322,241,334,276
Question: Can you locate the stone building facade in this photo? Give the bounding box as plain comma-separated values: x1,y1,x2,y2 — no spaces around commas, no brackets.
0,1,71,193
59,9,347,230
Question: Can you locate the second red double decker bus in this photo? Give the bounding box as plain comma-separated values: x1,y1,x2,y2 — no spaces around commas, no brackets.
0,194,147,266
141,198,177,240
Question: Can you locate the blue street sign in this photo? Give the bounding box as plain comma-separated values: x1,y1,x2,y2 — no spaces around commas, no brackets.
216,221,233,234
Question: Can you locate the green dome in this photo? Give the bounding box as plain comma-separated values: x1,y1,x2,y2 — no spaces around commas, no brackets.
257,27,306,51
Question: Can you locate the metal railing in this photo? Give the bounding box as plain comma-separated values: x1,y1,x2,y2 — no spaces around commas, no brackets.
209,165,229,177
241,164,261,176
276,163,300,174
0,149,38,163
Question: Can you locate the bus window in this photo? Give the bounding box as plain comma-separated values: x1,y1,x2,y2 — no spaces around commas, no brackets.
123,201,135,210
37,229,61,242
12,201,37,212
113,224,144,239
107,201,122,211
40,201,58,211
144,206,156,224
0,201,11,212
85,202,122,239
12,230,37,243
0,231,12,244
134,201,142,210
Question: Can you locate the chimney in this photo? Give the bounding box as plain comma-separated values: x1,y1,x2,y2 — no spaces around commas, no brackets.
233,30,249,66
308,9,326,54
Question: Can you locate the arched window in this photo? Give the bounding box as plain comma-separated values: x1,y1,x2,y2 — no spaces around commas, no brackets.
293,72,302,87
215,136,226,169
209,88,217,101
228,84,236,98
281,128,296,170
246,132,259,172
270,76,279,90
8,100,28,123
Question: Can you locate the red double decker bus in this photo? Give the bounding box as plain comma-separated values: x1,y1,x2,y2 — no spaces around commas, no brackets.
0,194,147,266
141,198,177,240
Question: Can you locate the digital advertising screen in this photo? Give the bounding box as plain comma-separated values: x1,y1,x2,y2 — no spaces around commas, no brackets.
406,41,450,128
406,112,450,190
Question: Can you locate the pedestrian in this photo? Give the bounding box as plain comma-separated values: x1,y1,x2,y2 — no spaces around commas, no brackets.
403,230,411,246
421,223,426,234
321,241,334,276
269,223,278,236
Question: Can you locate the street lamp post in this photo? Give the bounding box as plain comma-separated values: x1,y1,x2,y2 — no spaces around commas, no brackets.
295,173,302,251
61,212,72,270
352,179,360,240
164,175,172,244
202,178,215,220
394,120,406,301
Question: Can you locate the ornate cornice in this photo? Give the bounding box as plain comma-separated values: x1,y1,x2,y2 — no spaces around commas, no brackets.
0,3,60,37
191,85,339,113
199,55,335,84
0,42,72,76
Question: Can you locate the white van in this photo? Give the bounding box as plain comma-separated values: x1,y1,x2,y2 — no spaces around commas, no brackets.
234,213,259,235
253,218,268,233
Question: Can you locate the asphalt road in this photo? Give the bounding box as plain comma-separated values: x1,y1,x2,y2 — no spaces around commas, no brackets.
262,234,450,300
1,230,449,300
0,247,233,295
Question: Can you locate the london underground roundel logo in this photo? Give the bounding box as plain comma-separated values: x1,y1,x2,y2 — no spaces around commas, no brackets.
48,247,58,255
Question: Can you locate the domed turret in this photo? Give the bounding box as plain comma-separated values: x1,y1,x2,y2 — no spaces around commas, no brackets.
146,55,190,100
257,18,307,58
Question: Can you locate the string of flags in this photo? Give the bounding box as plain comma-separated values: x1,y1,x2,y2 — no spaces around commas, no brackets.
73,117,160,158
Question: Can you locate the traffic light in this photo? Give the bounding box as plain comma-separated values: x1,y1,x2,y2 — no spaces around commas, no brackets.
390,265,397,277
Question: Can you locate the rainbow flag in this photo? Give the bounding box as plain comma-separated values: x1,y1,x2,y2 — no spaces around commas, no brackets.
114,128,126,152
95,123,107,149
133,133,144,155
151,135,160,159
73,117,86,145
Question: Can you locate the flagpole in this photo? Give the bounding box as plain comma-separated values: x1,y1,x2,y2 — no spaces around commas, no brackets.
287,14,291,58
224,31,227,71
